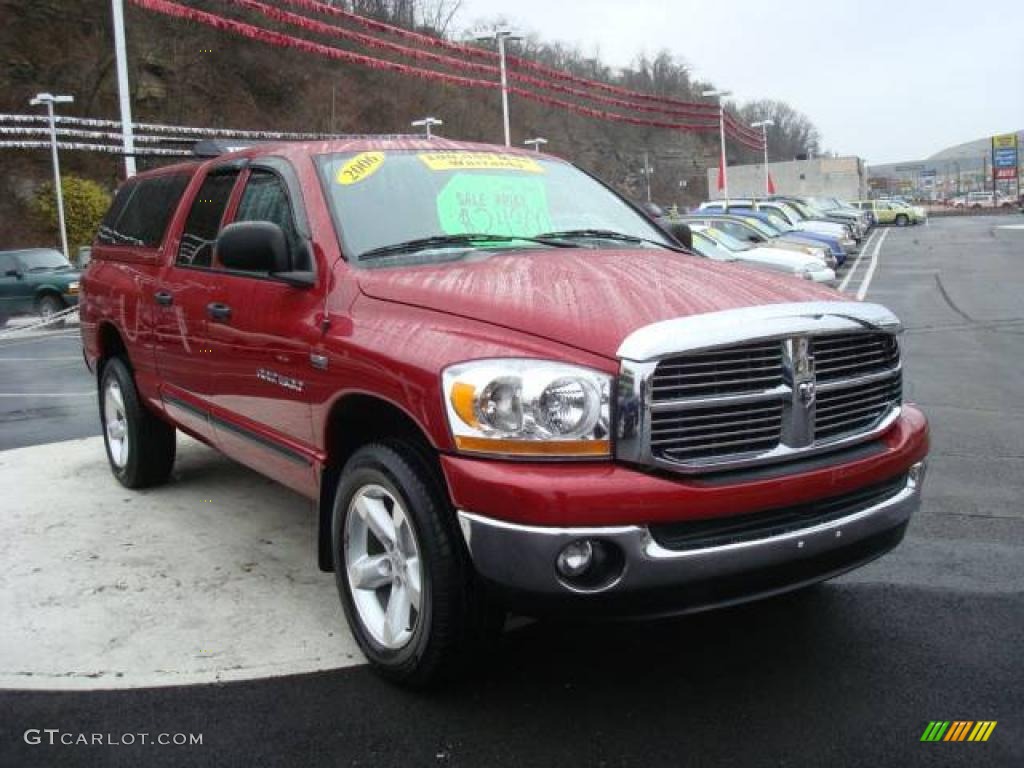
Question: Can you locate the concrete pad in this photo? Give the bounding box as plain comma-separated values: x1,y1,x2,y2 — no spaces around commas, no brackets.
0,435,364,690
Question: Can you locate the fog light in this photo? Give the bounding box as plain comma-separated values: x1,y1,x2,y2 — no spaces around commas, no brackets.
556,540,594,578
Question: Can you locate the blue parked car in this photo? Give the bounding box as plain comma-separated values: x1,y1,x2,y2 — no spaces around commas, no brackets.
711,207,848,265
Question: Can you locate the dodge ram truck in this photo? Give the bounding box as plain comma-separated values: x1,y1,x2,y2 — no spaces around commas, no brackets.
80,137,929,685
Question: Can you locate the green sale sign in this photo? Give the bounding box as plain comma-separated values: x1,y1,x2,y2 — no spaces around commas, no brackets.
436,174,553,237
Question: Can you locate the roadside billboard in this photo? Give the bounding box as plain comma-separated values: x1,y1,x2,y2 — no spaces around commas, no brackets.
992,133,1018,181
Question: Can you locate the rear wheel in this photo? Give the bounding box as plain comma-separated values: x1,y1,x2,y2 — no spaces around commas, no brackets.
99,357,176,488
37,294,65,328
332,441,502,687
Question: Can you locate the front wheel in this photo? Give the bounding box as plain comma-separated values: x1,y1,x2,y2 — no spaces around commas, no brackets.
37,294,66,328
895,214,909,227
332,441,502,687
99,357,176,488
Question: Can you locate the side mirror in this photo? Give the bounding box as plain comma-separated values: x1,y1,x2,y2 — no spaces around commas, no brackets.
216,221,290,274
5,269,21,279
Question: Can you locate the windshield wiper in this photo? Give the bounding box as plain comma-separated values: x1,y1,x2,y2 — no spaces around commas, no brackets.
535,229,686,253
359,233,575,261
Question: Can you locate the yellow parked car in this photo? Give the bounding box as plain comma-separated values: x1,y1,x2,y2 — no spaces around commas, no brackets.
853,200,925,227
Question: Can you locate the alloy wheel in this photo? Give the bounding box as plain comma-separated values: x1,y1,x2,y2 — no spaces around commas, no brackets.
104,378,130,468
344,484,423,650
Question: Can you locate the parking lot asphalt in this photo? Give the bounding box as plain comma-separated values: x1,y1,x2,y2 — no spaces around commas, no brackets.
0,325,96,451
0,217,1021,767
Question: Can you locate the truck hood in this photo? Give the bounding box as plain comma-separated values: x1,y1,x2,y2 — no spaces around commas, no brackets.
356,248,839,360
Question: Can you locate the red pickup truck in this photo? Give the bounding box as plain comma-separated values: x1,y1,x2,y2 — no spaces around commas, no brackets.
81,137,929,685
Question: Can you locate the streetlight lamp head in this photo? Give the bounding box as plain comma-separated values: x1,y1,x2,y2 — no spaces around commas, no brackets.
751,119,775,128
30,92,73,106
702,89,732,98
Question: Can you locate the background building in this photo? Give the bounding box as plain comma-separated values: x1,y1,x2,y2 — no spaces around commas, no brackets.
706,156,867,200
867,129,1023,200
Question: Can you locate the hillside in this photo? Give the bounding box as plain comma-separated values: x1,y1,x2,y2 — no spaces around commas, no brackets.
0,0,820,249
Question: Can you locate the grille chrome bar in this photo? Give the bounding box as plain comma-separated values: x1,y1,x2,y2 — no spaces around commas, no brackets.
616,303,904,474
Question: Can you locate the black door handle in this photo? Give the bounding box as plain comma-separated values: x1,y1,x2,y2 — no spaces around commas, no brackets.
154,290,173,306
206,302,232,321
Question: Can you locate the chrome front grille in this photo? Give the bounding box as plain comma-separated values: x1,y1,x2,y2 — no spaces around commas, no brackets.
813,333,900,382
650,400,784,462
651,341,784,399
816,373,902,442
617,305,904,475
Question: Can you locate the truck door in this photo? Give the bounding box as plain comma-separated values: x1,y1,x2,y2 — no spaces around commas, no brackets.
154,166,242,439
202,162,322,497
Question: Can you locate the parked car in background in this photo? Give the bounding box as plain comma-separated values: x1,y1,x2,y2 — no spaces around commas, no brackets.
706,207,849,262
963,191,1015,209
672,213,839,268
690,224,837,284
0,247,80,327
771,197,868,239
700,199,858,250
853,200,922,227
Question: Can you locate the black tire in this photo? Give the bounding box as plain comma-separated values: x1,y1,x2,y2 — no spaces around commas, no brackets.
37,294,66,328
99,357,176,489
0,314,7,328
332,441,502,687
895,214,909,227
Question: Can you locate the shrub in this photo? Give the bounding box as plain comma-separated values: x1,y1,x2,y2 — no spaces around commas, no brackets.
32,175,111,253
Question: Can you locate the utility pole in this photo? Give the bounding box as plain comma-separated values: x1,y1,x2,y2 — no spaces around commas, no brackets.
477,31,522,147
411,117,443,139
111,0,136,177
524,137,548,153
30,93,73,259
702,89,731,204
751,119,775,195
642,151,653,203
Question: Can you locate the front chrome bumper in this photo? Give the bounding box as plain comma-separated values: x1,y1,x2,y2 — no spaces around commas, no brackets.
458,462,925,610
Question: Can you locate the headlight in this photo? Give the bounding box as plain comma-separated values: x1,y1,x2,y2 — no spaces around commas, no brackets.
443,359,611,457
67,281,80,294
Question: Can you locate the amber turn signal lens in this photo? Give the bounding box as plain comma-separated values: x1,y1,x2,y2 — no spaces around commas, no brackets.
450,382,479,428
454,436,610,457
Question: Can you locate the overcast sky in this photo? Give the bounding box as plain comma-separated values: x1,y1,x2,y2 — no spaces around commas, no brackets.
456,0,1024,164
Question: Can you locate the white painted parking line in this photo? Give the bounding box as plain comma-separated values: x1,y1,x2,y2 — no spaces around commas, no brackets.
0,435,366,690
838,229,878,293
0,357,83,362
0,392,95,398
856,228,891,301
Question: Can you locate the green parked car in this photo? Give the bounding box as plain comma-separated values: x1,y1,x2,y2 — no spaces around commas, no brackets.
853,200,925,227
0,248,81,328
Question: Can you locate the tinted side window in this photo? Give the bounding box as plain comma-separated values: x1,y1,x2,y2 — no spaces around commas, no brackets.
97,173,190,247
0,253,15,273
177,171,239,267
234,170,305,268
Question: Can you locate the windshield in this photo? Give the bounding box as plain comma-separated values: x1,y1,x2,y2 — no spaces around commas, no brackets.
703,227,752,252
16,249,69,271
316,150,673,265
739,216,779,237
690,231,737,261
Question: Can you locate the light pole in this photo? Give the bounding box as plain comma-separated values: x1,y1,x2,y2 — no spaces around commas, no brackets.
477,31,522,147
111,0,136,177
411,117,443,139
702,89,732,203
30,92,73,260
750,119,775,196
642,150,654,203
524,137,548,153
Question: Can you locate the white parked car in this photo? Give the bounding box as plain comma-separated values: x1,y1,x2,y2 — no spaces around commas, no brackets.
690,225,837,285
964,192,1014,209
